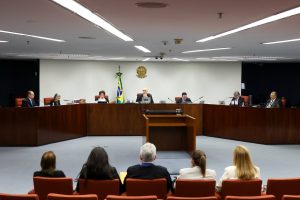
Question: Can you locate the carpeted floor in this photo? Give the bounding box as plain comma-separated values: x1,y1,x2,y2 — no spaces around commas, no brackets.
0,136,300,193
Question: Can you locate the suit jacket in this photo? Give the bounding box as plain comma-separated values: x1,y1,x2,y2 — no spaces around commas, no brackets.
50,100,61,106
216,165,261,188
176,97,192,104
265,98,281,108
33,170,66,178
136,94,154,103
124,163,173,192
229,97,244,106
177,166,216,180
22,98,37,107
75,166,123,192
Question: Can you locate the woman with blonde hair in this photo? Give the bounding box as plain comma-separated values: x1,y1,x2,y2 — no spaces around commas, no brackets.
217,145,260,187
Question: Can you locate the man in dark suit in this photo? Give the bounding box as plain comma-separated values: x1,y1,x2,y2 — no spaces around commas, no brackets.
136,88,154,103
124,143,173,192
229,91,244,106
176,92,192,104
265,91,281,108
22,90,37,107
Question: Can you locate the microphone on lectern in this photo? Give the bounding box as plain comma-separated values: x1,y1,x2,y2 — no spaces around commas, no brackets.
193,96,204,103
167,98,175,103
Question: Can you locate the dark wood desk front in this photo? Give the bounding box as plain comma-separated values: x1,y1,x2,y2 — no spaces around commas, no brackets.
1,104,300,146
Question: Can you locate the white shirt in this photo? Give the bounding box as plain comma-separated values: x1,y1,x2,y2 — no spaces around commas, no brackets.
98,98,107,103
217,165,261,187
177,166,217,180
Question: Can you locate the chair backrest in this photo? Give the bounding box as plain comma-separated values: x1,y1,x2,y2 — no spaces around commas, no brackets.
221,179,262,198
78,179,119,200
167,196,218,200
0,193,39,200
48,193,98,200
282,195,300,200
241,96,249,107
175,179,216,197
225,195,276,200
44,97,54,106
107,195,157,200
15,98,25,107
281,97,287,108
266,178,300,200
175,97,181,103
126,178,167,199
33,177,73,200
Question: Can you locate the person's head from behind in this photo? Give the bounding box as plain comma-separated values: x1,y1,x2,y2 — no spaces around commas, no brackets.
40,151,56,175
191,150,207,177
140,143,156,163
270,91,277,100
99,90,106,98
182,92,187,100
27,90,35,99
233,91,240,99
83,147,113,178
233,145,257,180
53,93,61,102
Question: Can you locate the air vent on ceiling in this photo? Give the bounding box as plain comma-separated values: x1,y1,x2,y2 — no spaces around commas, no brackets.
78,36,96,39
135,2,168,8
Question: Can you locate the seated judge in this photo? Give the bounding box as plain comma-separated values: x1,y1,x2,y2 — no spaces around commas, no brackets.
22,90,37,107
265,91,281,108
97,90,109,103
50,93,61,106
176,92,192,104
34,151,66,177
124,143,173,192
229,91,244,106
136,88,154,104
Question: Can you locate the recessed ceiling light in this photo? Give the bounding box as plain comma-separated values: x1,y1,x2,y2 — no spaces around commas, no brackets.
212,56,289,61
135,2,168,9
196,58,237,62
172,58,189,62
142,58,151,61
197,6,300,42
0,30,65,42
134,46,151,53
0,40,8,43
182,47,231,54
262,38,300,45
50,0,133,42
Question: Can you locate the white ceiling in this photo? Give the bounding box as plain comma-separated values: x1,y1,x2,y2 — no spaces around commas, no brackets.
0,0,300,62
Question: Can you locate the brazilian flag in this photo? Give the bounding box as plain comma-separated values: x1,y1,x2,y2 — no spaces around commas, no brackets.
116,69,124,104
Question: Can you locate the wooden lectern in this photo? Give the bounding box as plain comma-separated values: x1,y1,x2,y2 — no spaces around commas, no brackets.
143,114,196,154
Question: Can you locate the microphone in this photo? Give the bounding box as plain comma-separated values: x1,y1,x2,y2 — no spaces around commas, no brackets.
192,96,204,103
167,98,175,103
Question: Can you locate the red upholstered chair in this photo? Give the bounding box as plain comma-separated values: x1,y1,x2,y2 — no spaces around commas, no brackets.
225,195,276,200
15,98,25,107
282,195,300,200
126,178,168,199
241,96,249,107
266,178,300,200
78,179,120,200
281,97,287,108
44,97,54,106
175,97,181,103
167,197,218,200
217,179,262,200
33,177,73,200
107,195,157,200
175,179,216,197
48,193,98,200
0,193,39,200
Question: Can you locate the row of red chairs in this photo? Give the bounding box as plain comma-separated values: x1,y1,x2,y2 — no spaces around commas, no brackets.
2,177,300,200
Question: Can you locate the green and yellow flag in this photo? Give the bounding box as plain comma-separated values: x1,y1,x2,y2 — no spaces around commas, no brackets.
116,67,124,104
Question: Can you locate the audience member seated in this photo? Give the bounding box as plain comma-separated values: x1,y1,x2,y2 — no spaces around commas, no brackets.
217,145,260,189
229,91,244,106
76,147,122,192
177,150,216,180
50,94,61,106
124,143,173,192
33,151,66,177
97,90,109,103
136,88,154,104
265,91,281,108
176,92,192,104
22,90,37,107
